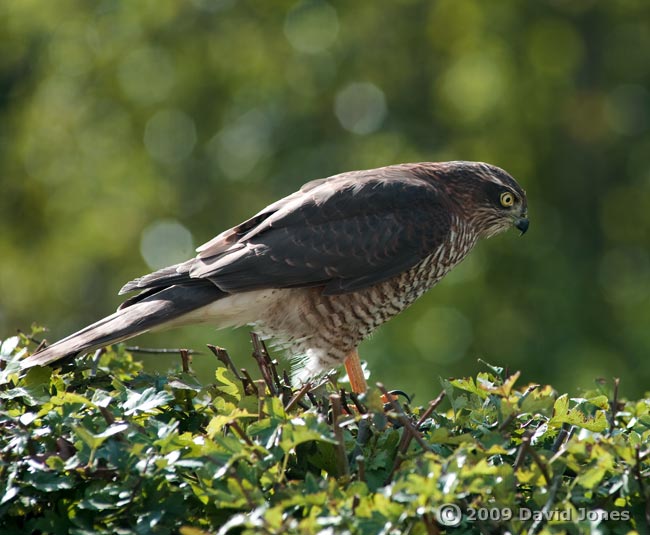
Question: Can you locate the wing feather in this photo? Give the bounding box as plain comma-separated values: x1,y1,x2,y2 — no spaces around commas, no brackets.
121,165,452,297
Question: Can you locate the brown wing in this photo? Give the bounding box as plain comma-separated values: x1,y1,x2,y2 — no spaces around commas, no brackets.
121,166,452,297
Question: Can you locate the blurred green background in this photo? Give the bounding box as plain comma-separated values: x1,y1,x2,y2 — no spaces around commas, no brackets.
1,0,649,401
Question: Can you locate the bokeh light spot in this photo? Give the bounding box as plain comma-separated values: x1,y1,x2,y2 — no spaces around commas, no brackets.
439,52,505,122
144,109,197,164
334,82,387,135
527,19,583,78
140,219,195,271
118,46,176,105
207,109,273,180
284,1,339,54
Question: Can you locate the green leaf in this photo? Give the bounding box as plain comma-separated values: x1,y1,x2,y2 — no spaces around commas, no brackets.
75,423,128,449
168,372,203,392
122,387,174,415
215,366,241,399
550,394,608,432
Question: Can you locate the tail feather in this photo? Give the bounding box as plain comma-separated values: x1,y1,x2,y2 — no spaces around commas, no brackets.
21,284,226,369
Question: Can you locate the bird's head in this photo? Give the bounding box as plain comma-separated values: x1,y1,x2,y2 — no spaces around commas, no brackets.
431,161,529,239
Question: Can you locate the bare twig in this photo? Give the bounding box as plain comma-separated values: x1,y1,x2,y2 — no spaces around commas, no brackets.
239,368,256,395
250,333,277,396
228,421,254,447
634,445,650,527
228,466,256,509
99,406,115,426
285,382,313,412
90,348,105,377
513,431,531,472
551,424,572,454
355,455,366,483
608,377,620,435
528,447,552,487
255,380,267,420
387,391,446,482
330,394,350,477
179,349,191,373
513,432,551,486
377,383,431,453
518,384,539,407
126,346,201,355
207,345,241,378
417,391,447,428
423,512,441,535
339,388,355,415
348,392,368,414
528,468,565,535
497,413,516,432
17,329,46,348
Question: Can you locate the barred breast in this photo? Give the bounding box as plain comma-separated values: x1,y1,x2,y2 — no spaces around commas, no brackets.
253,219,479,381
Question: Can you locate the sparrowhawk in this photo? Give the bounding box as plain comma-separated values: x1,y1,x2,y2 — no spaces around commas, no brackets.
21,161,529,392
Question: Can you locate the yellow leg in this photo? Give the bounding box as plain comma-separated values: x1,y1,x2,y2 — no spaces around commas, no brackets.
344,349,368,393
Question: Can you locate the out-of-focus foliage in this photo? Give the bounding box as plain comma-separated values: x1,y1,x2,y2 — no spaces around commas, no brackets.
1,334,649,534
1,1,650,399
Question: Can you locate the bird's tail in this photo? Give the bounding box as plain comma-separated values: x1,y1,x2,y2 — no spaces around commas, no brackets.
21,284,226,369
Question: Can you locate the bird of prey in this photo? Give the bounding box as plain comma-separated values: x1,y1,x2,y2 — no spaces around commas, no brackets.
21,161,528,393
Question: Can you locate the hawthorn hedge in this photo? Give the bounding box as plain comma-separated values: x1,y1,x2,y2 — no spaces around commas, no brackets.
0,331,649,535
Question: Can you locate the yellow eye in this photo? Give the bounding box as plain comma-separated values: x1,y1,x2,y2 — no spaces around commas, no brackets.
500,192,515,207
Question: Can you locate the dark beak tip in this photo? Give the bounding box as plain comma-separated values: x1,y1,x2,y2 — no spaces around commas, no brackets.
516,218,529,235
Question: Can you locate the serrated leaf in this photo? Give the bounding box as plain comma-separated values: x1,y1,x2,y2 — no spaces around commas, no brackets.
122,387,174,415
550,394,608,432
279,418,337,453
75,423,128,449
215,367,241,399
206,409,254,438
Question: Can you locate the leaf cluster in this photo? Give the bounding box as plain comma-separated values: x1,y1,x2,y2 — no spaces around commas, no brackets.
0,334,649,535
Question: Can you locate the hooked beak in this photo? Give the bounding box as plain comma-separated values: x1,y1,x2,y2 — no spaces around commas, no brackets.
515,216,529,235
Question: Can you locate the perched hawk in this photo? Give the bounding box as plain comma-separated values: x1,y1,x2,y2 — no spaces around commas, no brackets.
21,161,528,392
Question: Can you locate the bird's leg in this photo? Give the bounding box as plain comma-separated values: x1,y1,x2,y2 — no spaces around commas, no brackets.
344,348,368,394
